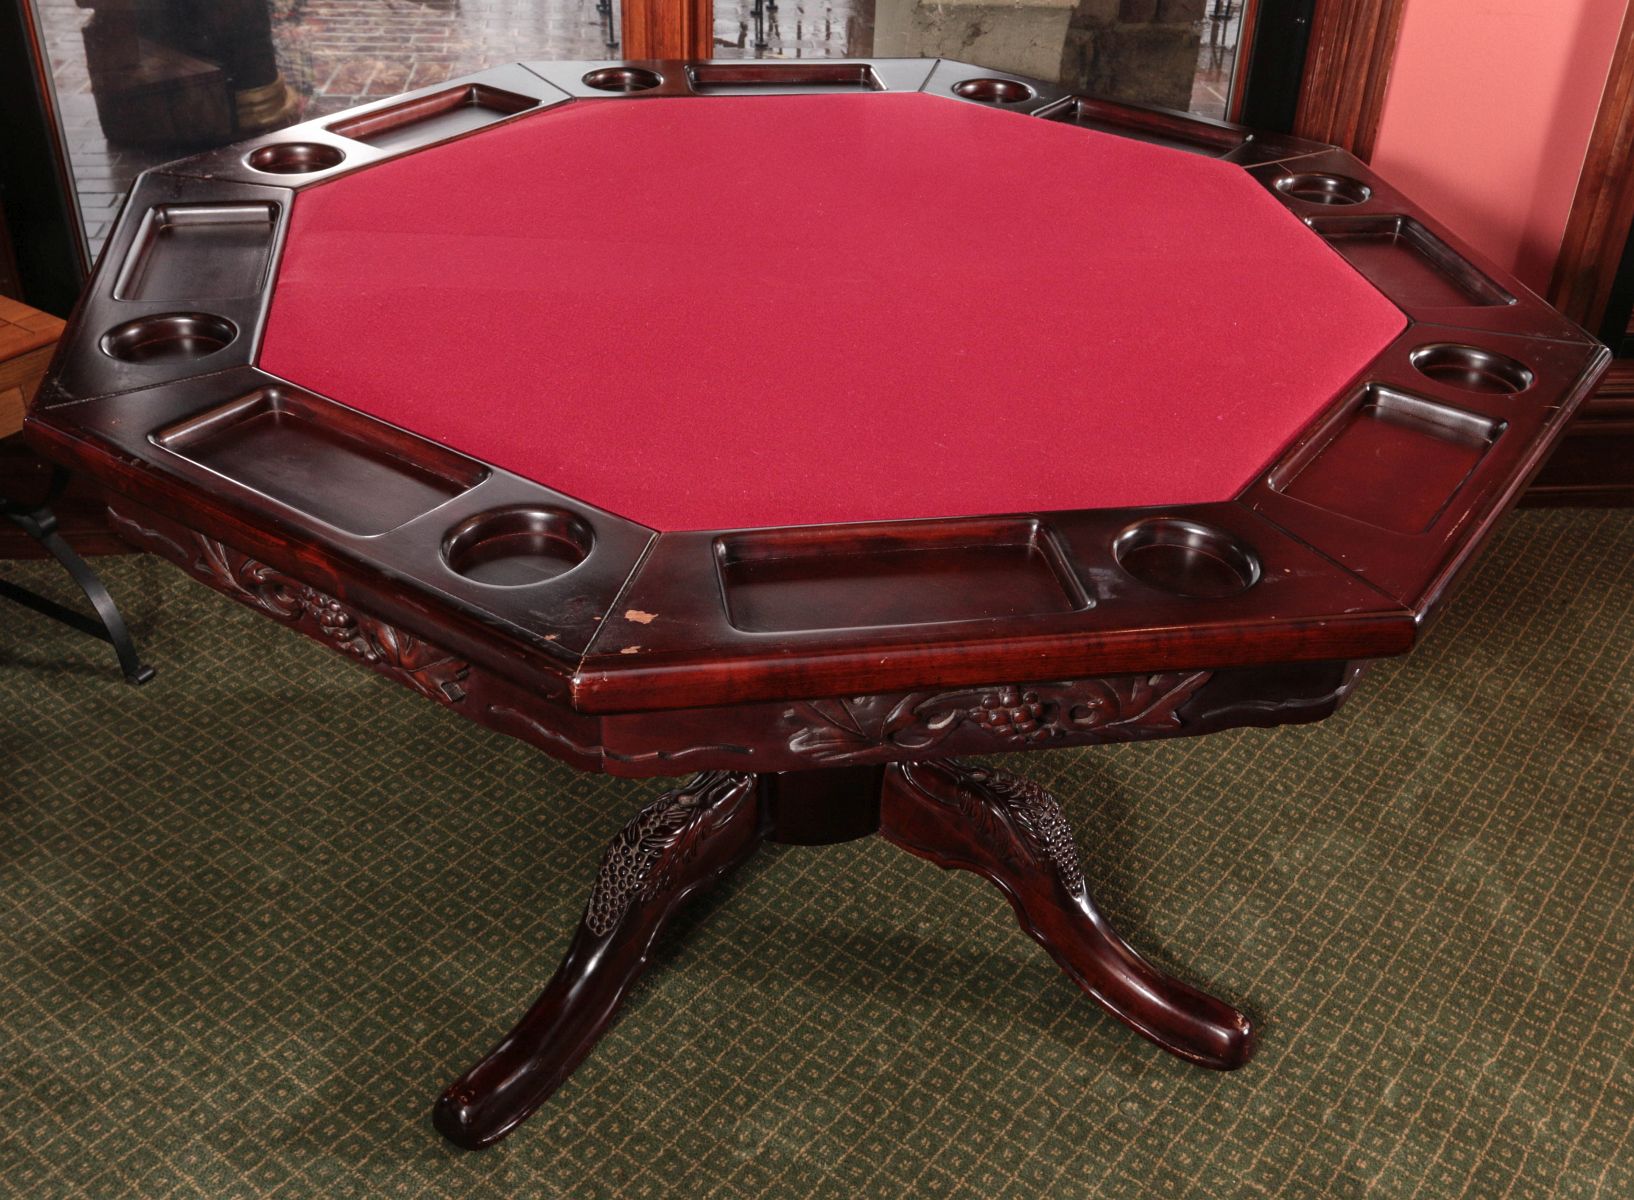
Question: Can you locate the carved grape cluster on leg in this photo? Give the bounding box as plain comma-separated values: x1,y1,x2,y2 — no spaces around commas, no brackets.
583,772,757,937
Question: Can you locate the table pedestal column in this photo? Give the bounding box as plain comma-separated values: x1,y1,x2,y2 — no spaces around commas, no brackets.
433,761,1254,1150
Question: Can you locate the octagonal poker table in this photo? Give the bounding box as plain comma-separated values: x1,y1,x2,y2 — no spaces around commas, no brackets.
29,58,1609,1150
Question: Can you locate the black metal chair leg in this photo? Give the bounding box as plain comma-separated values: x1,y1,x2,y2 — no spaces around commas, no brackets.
1,468,155,686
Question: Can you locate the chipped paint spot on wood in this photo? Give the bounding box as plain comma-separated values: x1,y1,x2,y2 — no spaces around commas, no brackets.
624,609,657,625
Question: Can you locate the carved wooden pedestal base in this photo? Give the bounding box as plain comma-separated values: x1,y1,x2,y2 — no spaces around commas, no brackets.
433,761,1253,1150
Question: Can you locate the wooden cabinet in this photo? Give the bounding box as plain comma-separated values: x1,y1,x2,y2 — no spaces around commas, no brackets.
0,296,126,557
0,295,64,438
1528,3,1634,506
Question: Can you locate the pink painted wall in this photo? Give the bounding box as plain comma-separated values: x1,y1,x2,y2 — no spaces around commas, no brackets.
1370,0,1627,293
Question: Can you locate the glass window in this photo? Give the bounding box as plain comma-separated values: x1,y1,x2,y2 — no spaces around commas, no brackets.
714,0,1258,120
23,0,624,259
20,0,1261,266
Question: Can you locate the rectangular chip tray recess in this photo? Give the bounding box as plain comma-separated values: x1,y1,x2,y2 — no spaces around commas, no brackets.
716,517,1090,633
113,203,279,302
153,387,488,535
1042,98,1247,157
328,84,538,151
1269,386,1505,533
1307,215,1515,308
686,63,884,94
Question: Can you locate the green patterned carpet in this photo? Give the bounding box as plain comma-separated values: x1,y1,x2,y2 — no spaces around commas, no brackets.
2,507,1632,1199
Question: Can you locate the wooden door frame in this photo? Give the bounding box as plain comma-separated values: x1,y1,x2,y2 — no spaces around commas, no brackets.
1,0,90,315
1293,0,1409,160
1548,1,1634,336
0,198,23,300
1528,2,1634,506
621,0,712,58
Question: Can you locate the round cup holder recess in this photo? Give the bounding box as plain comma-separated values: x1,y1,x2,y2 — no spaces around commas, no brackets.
1113,519,1261,599
582,67,662,93
245,142,346,174
1275,173,1372,206
442,507,593,587
100,313,238,364
952,78,1034,105
1410,343,1534,394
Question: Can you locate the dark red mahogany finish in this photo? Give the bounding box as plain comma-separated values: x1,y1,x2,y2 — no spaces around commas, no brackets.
27,58,1609,1150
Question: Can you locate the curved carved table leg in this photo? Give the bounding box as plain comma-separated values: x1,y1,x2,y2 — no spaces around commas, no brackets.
434,770,762,1150
880,760,1254,1070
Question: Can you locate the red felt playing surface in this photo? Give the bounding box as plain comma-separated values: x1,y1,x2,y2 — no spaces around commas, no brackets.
258,92,1406,532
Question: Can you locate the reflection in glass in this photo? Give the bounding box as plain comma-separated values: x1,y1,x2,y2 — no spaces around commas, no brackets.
24,0,1252,264
716,0,1252,120
25,0,622,259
